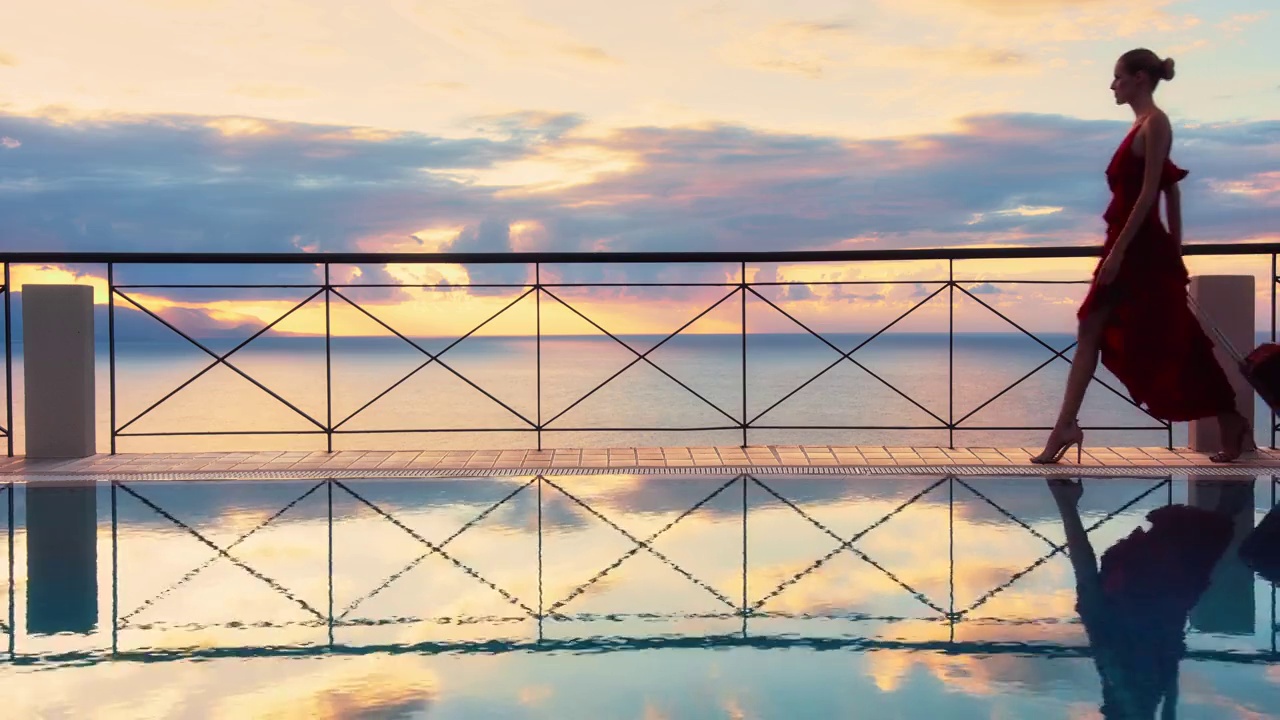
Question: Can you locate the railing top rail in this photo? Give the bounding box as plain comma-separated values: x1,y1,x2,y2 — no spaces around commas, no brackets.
1,242,1277,265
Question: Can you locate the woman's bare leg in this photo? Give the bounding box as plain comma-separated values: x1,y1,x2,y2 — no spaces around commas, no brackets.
1032,307,1111,462
1055,308,1111,429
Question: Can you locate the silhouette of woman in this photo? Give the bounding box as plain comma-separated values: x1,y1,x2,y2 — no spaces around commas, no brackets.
1047,478,1239,718
1031,49,1250,464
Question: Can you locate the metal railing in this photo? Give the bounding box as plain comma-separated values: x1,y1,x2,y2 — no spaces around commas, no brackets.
0,242,1276,454
1,474,1276,664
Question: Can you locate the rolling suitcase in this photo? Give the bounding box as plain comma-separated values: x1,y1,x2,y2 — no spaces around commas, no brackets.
1188,294,1280,413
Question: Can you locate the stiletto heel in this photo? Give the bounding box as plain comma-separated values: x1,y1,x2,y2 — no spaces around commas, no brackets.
1210,412,1252,463
1032,420,1085,465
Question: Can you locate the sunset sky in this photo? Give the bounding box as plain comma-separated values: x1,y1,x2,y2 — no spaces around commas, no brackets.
1,0,1277,335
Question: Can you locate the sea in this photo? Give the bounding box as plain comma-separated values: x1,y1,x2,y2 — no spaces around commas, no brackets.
4,332,1273,454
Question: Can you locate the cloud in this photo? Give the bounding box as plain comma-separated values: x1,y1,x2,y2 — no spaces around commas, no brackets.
2,109,1277,294
1,136,18,149
560,44,623,66
0,50,15,67
887,0,1201,45
1218,12,1269,35
966,283,1004,295
720,18,1027,79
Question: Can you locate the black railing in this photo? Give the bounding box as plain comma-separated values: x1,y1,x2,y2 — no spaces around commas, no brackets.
0,242,1277,454
1,474,1276,664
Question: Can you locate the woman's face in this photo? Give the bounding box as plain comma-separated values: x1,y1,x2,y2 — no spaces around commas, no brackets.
1110,60,1141,105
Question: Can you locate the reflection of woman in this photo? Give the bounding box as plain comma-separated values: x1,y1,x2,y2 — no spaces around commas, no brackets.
1047,479,1237,718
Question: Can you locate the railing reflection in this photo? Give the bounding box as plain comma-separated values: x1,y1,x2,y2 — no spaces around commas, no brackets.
0,475,1276,667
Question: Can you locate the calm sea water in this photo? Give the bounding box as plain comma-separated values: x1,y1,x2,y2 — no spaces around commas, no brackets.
2,474,1277,718
4,333,1272,454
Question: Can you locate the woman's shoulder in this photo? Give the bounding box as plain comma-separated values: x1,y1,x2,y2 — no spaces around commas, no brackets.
1139,109,1173,137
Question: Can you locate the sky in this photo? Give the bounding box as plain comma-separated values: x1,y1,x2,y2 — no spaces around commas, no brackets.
1,0,1278,335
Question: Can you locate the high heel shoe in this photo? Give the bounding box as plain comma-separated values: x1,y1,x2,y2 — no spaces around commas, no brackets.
1210,411,1253,463
1031,420,1084,465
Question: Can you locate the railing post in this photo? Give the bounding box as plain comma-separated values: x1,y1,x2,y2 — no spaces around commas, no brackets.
7,480,14,657
324,263,332,454
327,479,334,647
948,259,954,450
110,480,118,655
1272,253,1276,450
108,263,116,455
535,263,542,452
741,261,747,449
3,262,11,457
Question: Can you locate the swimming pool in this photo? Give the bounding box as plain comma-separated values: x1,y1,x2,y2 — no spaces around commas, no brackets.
2,474,1277,718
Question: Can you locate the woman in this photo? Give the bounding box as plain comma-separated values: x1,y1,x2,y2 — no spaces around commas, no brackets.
1046,478,1240,718
1032,49,1251,464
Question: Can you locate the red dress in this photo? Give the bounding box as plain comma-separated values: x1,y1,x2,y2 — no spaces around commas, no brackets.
1077,123,1236,421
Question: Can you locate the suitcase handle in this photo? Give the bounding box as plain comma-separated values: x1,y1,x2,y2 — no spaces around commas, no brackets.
1187,292,1247,365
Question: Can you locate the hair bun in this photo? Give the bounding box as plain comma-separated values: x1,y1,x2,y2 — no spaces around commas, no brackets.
1161,57,1176,81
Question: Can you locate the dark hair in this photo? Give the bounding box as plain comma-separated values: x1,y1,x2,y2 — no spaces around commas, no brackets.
1119,48,1175,89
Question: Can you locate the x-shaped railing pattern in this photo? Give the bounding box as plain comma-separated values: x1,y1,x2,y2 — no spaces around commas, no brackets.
104,474,1217,646
114,481,328,627
107,263,1178,451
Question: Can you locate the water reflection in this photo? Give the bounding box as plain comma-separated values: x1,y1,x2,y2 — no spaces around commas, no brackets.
0,474,1276,718
26,484,97,635
1048,478,1268,719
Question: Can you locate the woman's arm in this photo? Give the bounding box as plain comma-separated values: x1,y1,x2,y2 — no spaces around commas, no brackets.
1165,182,1182,251
1112,113,1173,258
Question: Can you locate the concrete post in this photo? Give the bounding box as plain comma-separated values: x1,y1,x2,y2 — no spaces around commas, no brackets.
1188,275,1254,454
1188,477,1254,635
22,284,96,458
26,484,99,635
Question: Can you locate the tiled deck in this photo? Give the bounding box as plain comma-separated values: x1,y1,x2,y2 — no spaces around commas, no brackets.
2,445,1279,476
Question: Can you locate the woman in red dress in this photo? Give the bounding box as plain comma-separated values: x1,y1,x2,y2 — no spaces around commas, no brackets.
1032,49,1251,464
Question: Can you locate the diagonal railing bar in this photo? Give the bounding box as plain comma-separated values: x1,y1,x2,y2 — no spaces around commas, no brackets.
952,478,1061,550
746,286,948,427
957,478,1171,618
749,488,946,613
119,481,325,627
954,342,1078,426
747,284,949,426
540,286,743,428
113,288,327,433
116,483,326,622
332,480,537,617
337,477,537,620
330,287,537,430
542,475,742,614
956,285,1168,426
748,476,949,615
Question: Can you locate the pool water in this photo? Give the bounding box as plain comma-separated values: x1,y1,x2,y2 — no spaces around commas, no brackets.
2,474,1277,718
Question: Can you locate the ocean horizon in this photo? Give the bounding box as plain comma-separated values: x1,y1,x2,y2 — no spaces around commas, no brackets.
2,332,1272,454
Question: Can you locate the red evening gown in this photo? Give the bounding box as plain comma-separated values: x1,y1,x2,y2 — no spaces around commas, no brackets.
1076,123,1236,421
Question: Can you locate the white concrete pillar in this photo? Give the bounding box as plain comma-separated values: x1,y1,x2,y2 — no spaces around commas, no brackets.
22,284,96,458
1188,275,1254,454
